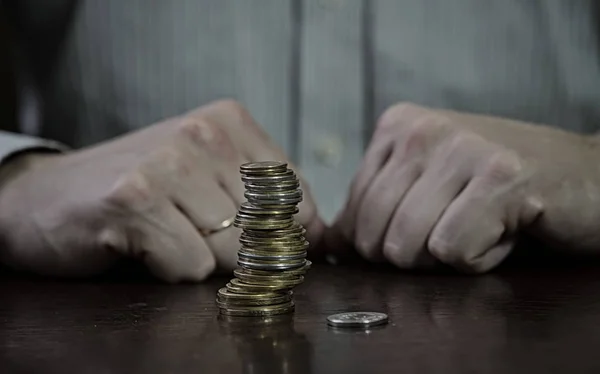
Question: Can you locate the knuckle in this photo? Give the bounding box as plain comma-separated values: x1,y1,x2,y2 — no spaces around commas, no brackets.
178,118,236,157
427,235,460,264
152,147,186,174
383,241,417,268
374,102,420,137
445,131,482,156
105,172,154,210
462,260,489,274
97,228,127,253
481,151,522,184
428,236,488,273
378,102,420,127
209,99,262,133
396,114,448,152
211,98,248,117
177,118,219,146
355,236,379,261
190,257,217,282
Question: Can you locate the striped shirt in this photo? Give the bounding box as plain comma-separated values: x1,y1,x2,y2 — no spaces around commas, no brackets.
2,0,600,222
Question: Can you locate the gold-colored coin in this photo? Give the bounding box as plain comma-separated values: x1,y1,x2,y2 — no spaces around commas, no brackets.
239,242,309,252
243,224,305,238
233,272,304,287
234,216,293,230
238,202,298,216
216,290,292,307
216,287,288,300
225,282,256,294
238,249,306,261
229,278,294,292
233,268,301,281
218,301,295,317
236,265,309,278
238,258,307,271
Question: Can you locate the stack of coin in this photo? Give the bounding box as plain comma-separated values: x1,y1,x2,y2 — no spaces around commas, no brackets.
216,161,311,317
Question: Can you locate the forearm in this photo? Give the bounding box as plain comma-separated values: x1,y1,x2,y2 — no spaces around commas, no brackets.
0,130,67,186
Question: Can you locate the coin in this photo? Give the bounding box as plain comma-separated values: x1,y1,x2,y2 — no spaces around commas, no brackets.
233,268,302,281
239,242,309,252
326,312,389,328
234,215,293,230
235,263,310,277
239,236,302,246
245,181,300,191
233,271,304,286
241,170,296,184
216,291,292,307
217,288,289,301
243,224,305,238
238,249,306,261
238,258,307,271
217,161,310,316
229,278,293,292
238,202,299,216
218,301,295,317
240,161,288,174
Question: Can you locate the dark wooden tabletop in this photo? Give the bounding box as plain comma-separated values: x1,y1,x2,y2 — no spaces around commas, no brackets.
1,261,600,374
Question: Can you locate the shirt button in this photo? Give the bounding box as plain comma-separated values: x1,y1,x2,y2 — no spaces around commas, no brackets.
313,135,344,167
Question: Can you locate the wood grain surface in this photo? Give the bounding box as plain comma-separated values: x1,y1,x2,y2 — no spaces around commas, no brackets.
1,262,600,374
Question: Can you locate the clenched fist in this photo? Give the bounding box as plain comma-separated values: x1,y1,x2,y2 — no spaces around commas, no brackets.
0,100,323,283
328,103,600,273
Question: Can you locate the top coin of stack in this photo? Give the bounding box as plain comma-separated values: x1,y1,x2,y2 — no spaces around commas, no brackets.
216,161,311,317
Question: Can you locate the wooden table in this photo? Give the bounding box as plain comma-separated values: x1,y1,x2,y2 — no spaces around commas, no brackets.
1,262,600,374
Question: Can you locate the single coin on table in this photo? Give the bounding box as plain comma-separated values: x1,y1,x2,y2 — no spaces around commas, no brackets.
326,312,389,328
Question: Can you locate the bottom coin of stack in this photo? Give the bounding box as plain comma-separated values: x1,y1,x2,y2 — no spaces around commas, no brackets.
216,161,311,317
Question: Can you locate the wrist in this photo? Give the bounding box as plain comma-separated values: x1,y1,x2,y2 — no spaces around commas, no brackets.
0,150,60,187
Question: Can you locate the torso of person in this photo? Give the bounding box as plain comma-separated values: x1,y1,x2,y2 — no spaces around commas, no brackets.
12,0,600,222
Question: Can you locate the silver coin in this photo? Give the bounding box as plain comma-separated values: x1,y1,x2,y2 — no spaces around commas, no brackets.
326,312,389,328
238,258,307,271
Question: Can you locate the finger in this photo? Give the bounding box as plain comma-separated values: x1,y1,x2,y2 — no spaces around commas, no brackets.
168,175,238,234
382,138,477,269
427,152,543,273
426,176,510,273
334,132,394,242
321,135,392,260
217,158,250,207
335,103,442,244
190,101,324,243
135,202,216,283
153,154,241,273
178,115,251,207
460,240,515,274
192,100,288,161
141,145,238,233
204,226,243,273
354,155,421,261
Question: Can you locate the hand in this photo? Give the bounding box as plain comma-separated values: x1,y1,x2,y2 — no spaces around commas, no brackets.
327,102,600,273
0,100,323,282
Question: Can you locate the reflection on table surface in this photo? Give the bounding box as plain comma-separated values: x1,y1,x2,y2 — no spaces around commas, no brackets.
2,262,600,373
